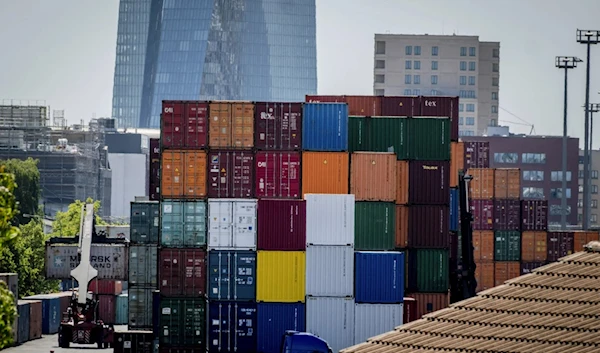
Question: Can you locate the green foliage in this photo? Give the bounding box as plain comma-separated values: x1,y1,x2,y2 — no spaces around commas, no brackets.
0,281,16,349
51,198,106,237
0,166,20,245
0,158,41,225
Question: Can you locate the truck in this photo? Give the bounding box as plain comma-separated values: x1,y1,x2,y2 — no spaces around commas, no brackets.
281,331,333,353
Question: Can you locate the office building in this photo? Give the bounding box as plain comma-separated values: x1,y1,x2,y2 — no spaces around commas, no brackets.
578,149,600,227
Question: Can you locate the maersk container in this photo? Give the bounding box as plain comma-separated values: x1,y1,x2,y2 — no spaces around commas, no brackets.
208,199,257,250
408,160,450,205
129,245,158,287
23,294,61,334
302,103,349,151
306,245,353,297
305,194,355,246
367,117,409,160
449,188,459,232
129,288,154,329
355,251,404,304
208,250,256,301
257,199,306,251
407,249,449,293
208,301,257,353
254,102,302,150
257,303,306,353
17,300,30,344
45,243,128,280
130,201,160,244
354,303,403,345
494,231,521,261
116,293,129,325
407,118,451,160
161,200,207,247
306,296,355,353
159,298,206,348
354,202,395,250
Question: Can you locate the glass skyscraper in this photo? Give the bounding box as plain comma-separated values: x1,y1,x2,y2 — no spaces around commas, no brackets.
112,0,317,129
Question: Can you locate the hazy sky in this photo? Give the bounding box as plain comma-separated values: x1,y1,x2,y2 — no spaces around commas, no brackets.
1,0,600,144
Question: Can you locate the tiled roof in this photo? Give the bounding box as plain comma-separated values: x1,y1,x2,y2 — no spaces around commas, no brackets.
341,242,600,353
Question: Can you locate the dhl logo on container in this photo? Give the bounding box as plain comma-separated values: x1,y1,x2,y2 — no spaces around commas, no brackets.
161,150,207,198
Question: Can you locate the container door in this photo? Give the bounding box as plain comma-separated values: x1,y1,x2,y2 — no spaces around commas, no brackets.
129,288,152,328
183,201,207,247
232,201,257,249
161,201,184,246
208,251,232,300
209,201,233,248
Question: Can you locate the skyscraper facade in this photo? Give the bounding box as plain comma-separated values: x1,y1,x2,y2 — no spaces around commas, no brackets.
112,0,317,129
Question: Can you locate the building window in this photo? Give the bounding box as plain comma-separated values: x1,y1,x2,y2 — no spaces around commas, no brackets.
405,60,412,69
414,61,421,70
413,89,420,95
375,60,385,69
469,76,476,85
432,46,439,56
460,76,467,85
592,214,598,223
493,63,499,72
375,74,385,83
579,156,586,165
374,89,385,96
469,47,476,56
466,117,475,126
493,48,499,58
459,104,464,112
405,46,412,55
579,170,585,179
459,117,464,125
522,170,544,181
431,75,438,84
593,200,599,209
459,90,467,98
469,62,476,71
579,185,584,193
550,171,572,182
468,90,476,98
431,89,438,95
490,119,497,126
431,61,438,70
522,153,547,164
404,89,412,95
593,185,599,194
460,61,467,71
523,187,544,199
551,188,572,199
414,75,421,84
492,106,498,114
578,214,583,222
405,75,411,84
460,47,467,56
414,46,421,55
492,77,499,86
466,104,475,112
459,130,475,137
593,170,599,179
578,199,583,208
495,153,519,164
376,41,386,54
492,92,498,100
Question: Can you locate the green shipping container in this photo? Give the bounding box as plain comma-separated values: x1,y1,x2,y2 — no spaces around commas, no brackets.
159,298,206,348
115,293,128,325
355,202,396,250
494,231,521,261
161,200,207,247
370,117,409,160
410,248,449,293
407,118,451,160
130,202,160,244
349,116,369,152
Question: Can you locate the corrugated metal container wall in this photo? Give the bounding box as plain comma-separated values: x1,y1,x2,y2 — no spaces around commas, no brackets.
23,295,60,334
408,161,450,205
407,118,451,160
494,262,520,286
45,244,128,280
254,102,302,150
473,231,494,261
208,301,257,353
306,245,353,297
407,249,449,293
369,117,409,160
348,116,368,153
402,297,417,324
254,151,301,198
208,199,257,250
573,231,600,251
380,96,418,116
546,231,574,262
305,95,345,103
450,142,465,188
161,200,207,247
207,150,254,198
407,205,449,248
493,199,521,231
150,138,160,201
521,200,549,231
521,231,548,262
159,298,206,348
129,245,158,287
302,103,349,151
56,292,72,317
301,152,349,195
305,194,355,246
208,250,256,301
470,199,494,230
355,202,395,250
346,95,382,116
129,288,153,329
494,168,521,199
257,199,306,251
98,294,116,324
353,303,403,345
521,262,547,275
474,262,494,292
306,297,355,353
159,248,207,296
418,96,459,141
257,303,306,353
395,206,409,249
350,152,397,202
161,101,208,149
396,161,409,205
449,188,459,232
113,331,154,353
355,251,404,304
464,141,490,169
17,301,30,344
130,202,160,244
161,150,207,198
208,101,254,148
257,251,305,302
115,293,128,325
89,279,123,295
404,293,449,321
28,300,42,340
494,231,521,261
468,168,494,200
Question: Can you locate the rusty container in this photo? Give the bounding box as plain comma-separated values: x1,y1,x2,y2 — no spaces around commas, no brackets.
494,262,520,287
161,150,207,198
473,231,494,261
350,152,396,202
301,152,349,196
521,231,548,262
474,261,495,292
468,168,495,200
395,205,409,249
404,293,449,321
208,101,254,148
396,161,409,205
572,231,600,251
494,168,521,199
345,95,382,116
450,142,465,187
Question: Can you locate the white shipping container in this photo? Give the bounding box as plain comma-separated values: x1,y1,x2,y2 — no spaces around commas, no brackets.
306,245,354,297
306,296,355,353
305,194,355,246
208,199,257,250
354,303,404,344
45,244,128,280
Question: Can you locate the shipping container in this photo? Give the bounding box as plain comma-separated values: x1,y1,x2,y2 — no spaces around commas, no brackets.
473,231,494,261
153,290,160,334
257,303,306,353
257,199,306,251
301,152,349,195
354,202,395,250
17,301,29,344
572,231,599,251
403,297,417,324
55,292,72,318
0,273,17,304
494,168,521,199
208,199,257,250
346,95,382,116
254,102,302,150
407,205,449,248
130,201,160,244
471,199,494,230
302,103,349,151
493,199,521,231
114,330,154,353
305,194,355,246
306,245,353,297
161,200,207,247
305,95,345,103
407,118,451,160
208,101,254,148
96,225,131,240
161,150,207,198
149,160,160,201
45,244,128,280
351,152,397,202
396,161,409,205
521,262,547,275
547,231,574,262
380,96,417,116
494,262,520,286
129,245,158,287
23,294,60,334
408,161,450,205
418,96,459,141
449,231,459,262
159,298,206,348
254,151,301,198
116,293,128,325
468,168,494,200
208,301,257,353
306,297,355,353
354,303,403,345
521,200,549,231
159,348,204,353
208,250,256,301
494,231,521,261
355,251,404,303
161,101,208,149
207,150,254,198
521,231,548,262
450,142,465,187
449,188,459,232
98,294,116,324
89,279,123,295
395,206,409,249
348,116,368,153
150,138,160,162
404,293,449,321
474,262,494,292
256,251,305,303
28,300,42,340
129,288,154,329
407,249,449,293
159,248,207,296
365,117,409,160
464,141,490,169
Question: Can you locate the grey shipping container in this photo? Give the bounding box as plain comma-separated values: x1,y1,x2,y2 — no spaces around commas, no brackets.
45,244,128,280
306,296,355,353
208,250,256,301
130,202,160,244
129,245,158,287
129,287,154,329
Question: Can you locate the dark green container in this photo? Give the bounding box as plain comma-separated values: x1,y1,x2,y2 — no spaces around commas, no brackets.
349,116,369,152
159,298,206,348
354,202,395,250
370,117,409,160
130,201,160,244
408,248,449,293
407,118,451,160
494,231,521,261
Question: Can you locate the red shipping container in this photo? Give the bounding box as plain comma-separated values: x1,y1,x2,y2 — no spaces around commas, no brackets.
208,150,254,198
408,161,450,205
159,248,207,296
381,96,418,116
408,205,449,248
161,101,208,149
29,300,42,339
470,199,494,230
546,232,574,262
97,294,116,324
254,102,302,150
520,261,547,275
305,95,345,103
405,293,449,321
255,152,301,198
257,199,306,250
417,96,459,141
89,280,123,295
345,95,382,116
403,297,417,323
521,200,548,231
464,141,490,169
493,199,521,231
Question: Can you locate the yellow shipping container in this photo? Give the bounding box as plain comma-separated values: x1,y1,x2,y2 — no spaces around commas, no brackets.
257,251,306,303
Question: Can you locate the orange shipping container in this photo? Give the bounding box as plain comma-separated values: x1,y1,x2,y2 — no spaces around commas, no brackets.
573,231,600,251
345,95,382,116
161,150,207,198
405,292,449,321
473,231,494,261
494,168,521,199
351,152,396,202
396,161,409,205
301,152,349,196
494,261,520,287
450,142,464,188
468,168,494,200
475,261,494,292
208,101,254,148
395,205,409,249
521,231,548,262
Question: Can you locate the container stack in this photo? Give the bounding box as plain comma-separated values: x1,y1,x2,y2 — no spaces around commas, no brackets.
88,279,124,324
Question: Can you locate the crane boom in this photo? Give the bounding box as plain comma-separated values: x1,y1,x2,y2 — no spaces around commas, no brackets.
70,203,98,305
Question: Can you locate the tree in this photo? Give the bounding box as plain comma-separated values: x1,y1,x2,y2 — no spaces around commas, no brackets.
0,159,41,225
0,166,20,245
0,281,16,349
51,198,106,237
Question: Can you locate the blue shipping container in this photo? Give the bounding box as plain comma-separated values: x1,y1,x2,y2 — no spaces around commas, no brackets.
355,251,405,304
208,250,256,301
115,293,128,325
17,301,30,344
208,301,257,353
257,303,306,353
24,294,61,334
161,200,207,247
302,103,349,151
449,188,459,232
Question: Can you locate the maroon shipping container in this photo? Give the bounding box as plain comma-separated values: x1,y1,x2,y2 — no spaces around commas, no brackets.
493,199,521,231
408,161,450,205
149,161,160,201
470,199,494,230
417,96,459,141
405,293,449,321
159,248,207,296
403,297,417,324
254,102,302,150
407,205,450,248
257,199,306,250
150,138,160,162
464,141,490,169
89,280,123,295
449,231,458,261
345,95,382,116
97,294,116,324
161,101,209,149
305,95,345,103
521,200,549,231
255,151,301,199
520,262,547,275
546,232,574,262
381,96,418,116
208,150,254,198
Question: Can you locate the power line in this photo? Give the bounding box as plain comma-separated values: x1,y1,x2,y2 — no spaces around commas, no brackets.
498,119,532,127
499,106,533,126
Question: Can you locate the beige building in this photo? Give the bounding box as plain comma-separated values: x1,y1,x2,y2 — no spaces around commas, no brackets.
578,149,600,226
